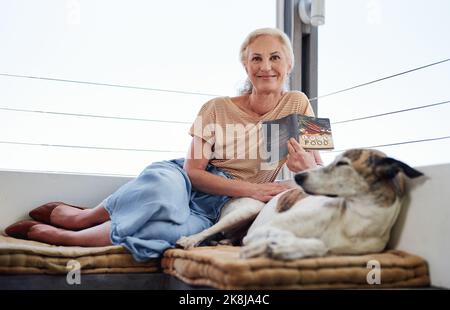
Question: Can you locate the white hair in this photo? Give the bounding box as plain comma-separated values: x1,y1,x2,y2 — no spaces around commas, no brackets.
239,28,294,94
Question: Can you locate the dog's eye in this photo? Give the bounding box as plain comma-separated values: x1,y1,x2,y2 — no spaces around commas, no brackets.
336,161,349,166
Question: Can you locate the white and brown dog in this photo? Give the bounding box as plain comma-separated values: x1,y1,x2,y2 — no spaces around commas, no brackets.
176,149,423,260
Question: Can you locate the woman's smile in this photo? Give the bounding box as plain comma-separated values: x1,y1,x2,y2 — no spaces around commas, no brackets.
257,74,277,79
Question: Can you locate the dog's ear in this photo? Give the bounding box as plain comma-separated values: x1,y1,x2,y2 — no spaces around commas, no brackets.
374,157,424,179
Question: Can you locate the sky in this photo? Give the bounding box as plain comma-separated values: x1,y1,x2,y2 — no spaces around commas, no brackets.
0,0,449,176
317,0,450,166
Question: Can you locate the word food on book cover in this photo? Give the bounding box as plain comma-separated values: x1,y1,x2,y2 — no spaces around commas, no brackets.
298,115,333,150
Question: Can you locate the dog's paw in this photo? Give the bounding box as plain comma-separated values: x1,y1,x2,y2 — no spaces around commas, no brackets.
240,237,308,260
175,236,202,249
240,236,299,259
240,239,269,259
269,237,328,260
241,228,328,260
243,226,295,245
265,237,307,260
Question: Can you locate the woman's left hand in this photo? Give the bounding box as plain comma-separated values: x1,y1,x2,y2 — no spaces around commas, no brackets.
286,138,318,173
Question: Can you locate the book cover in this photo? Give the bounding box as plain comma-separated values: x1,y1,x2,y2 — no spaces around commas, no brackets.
262,114,334,163
297,115,334,150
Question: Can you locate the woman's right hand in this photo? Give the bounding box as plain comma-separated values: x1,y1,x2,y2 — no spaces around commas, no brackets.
248,182,292,202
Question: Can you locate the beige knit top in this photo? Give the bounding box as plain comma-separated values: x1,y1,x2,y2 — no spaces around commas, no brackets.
189,91,315,183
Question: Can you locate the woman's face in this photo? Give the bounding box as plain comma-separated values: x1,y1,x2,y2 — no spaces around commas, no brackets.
244,35,292,94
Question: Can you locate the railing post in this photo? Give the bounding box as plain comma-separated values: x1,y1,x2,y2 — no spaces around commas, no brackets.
276,0,319,180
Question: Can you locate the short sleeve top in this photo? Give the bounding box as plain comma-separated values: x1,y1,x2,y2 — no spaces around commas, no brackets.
189,91,315,183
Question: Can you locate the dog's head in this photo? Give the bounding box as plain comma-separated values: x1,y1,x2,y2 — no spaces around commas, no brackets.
294,149,423,205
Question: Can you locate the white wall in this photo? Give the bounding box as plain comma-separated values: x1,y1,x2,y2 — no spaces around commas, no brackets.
389,163,450,289
0,170,131,231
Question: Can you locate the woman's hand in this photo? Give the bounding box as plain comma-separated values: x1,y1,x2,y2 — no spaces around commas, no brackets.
249,182,291,202
286,138,318,173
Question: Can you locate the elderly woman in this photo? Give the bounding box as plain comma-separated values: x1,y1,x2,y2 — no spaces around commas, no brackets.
5,28,323,262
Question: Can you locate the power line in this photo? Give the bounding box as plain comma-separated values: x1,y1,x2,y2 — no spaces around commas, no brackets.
2,137,449,178
0,106,192,124
1,99,448,126
332,100,450,124
1,59,448,101
1,136,449,156
0,140,185,153
0,73,221,97
310,58,450,102
328,136,450,153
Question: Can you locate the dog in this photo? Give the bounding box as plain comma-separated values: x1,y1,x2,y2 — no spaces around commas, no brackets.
176,149,424,260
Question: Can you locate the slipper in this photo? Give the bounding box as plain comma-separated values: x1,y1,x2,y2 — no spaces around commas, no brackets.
4,220,43,240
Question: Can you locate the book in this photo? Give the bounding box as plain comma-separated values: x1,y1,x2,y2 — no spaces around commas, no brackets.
262,114,334,163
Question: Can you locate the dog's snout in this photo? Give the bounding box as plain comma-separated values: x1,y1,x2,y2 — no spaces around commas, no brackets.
294,173,308,185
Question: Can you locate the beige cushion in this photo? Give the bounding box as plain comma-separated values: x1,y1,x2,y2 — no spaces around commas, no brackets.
162,246,430,289
0,235,159,274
